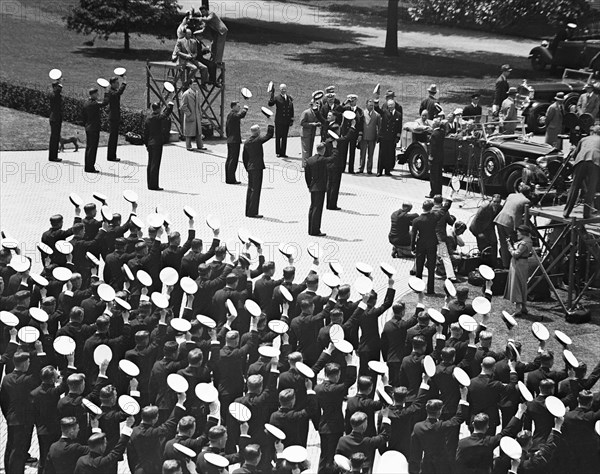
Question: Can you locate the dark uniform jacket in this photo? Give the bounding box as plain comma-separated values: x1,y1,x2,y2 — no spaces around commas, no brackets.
381,308,419,364
45,437,90,474
74,433,130,474
411,212,439,250
305,153,333,190
144,104,174,146
243,125,274,171
106,83,127,122
50,89,63,123
389,210,419,247
82,96,109,132
226,108,248,144
268,93,294,125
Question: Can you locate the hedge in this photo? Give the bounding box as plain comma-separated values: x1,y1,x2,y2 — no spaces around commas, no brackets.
0,80,147,136
408,0,592,32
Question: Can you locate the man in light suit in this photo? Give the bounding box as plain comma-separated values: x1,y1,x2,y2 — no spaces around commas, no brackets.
268,84,294,157
493,185,532,268
545,92,565,149
180,82,205,152
500,87,518,134
359,99,380,174
243,120,274,218
172,28,207,86
564,125,600,218
576,83,599,119
300,100,321,166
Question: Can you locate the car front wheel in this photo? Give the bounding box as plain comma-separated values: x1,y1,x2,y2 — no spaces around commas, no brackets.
506,169,524,194
482,148,505,179
530,52,547,71
526,103,549,134
407,146,429,179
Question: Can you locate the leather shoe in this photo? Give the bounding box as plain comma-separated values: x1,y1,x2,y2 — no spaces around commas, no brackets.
309,232,326,237
149,187,164,191
248,215,263,218
108,158,120,162
49,158,62,162
376,173,382,176
86,169,100,173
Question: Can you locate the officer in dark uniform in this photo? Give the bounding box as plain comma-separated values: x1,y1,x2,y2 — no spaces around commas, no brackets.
326,123,356,211
305,143,334,236
82,87,109,173
49,80,63,162
463,93,483,122
106,74,127,162
373,97,403,176
144,101,174,191
45,417,91,474
428,119,446,198
242,120,274,218
41,208,82,265
225,101,248,184
268,83,294,157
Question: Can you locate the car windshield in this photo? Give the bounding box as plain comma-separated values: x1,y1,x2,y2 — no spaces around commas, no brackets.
562,68,594,83
454,117,527,141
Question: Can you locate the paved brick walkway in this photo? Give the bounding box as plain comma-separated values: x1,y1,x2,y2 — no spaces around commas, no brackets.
1,137,482,473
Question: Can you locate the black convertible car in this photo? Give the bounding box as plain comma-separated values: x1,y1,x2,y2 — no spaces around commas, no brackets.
396,120,565,195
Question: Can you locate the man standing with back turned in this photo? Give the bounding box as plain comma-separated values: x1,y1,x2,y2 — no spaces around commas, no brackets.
106,73,127,162
82,86,109,173
243,118,274,218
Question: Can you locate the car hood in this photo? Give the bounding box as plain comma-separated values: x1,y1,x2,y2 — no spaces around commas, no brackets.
526,82,582,93
488,137,559,156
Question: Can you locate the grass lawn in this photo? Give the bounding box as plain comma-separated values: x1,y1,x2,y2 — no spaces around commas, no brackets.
1,1,551,146
0,106,124,151
399,278,600,373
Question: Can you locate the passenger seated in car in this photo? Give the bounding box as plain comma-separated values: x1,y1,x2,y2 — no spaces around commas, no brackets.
413,110,433,142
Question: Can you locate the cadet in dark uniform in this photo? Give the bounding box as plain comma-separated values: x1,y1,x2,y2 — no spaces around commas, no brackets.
411,200,439,294
82,87,109,173
242,120,274,218
305,143,334,236
268,83,294,157
326,123,356,211
106,74,127,162
144,101,174,191
45,417,91,474
225,101,248,184
428,119,446,198
49,80,63,162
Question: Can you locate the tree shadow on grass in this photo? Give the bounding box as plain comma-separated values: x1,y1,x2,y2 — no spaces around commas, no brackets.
226,18,367,46
72,47,171,63
289,45,550,80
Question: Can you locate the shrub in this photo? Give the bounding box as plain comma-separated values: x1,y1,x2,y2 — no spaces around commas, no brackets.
408,0,592,31
0,80,147,136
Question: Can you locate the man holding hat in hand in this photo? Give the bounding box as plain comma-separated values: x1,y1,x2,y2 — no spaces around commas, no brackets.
225,101,248,184
242,119,274,218
82,86,109,173
49,79,63,162
493,64,512,116
106,74,127,162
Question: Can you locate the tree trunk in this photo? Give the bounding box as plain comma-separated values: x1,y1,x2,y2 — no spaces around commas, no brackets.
124,28,130,51
384,0,399,56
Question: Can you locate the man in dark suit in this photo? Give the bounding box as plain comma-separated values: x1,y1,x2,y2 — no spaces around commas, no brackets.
493,64,511,116
305,143,334,236
381,300,420,386
409,391,469,474
411,200,439,294
463,93,483,122
455,403,525,474
522,378,561,450
337,410,391,472
243,120,274,218
314,352,358,472
253,261,284,312
0,351,43,473
343,94,363,173
419,84,439,120
49,80,63,162
525,351,568,396
225,101,249,184
561,389,600,473
106,74,127,162
82,87,109,173
45,417,90,474
468,357,518,435
389,203,419,258
374,93,403,176
428,119,446,198
144,100,174,191
128,401,187,474
74,422,133,474
268,83,294,157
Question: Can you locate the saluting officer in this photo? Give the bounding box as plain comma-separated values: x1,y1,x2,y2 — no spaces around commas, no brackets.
106,74,127,162
82,87,109,173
